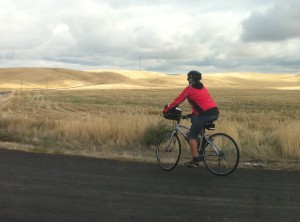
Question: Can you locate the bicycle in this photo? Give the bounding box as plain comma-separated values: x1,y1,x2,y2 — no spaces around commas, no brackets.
156,107,239,176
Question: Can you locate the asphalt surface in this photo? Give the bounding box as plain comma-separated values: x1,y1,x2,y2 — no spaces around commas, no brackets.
0,149,299,222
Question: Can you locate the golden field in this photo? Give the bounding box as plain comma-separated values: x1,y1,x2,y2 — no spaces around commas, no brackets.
0,68,299,170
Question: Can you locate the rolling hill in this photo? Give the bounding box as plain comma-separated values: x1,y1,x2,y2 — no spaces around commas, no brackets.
0,67,299,90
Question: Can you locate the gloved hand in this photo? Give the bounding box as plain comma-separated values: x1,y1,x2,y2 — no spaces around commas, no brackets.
162,104,169,114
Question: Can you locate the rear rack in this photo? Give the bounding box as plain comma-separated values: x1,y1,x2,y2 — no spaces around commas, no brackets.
205,122,215,130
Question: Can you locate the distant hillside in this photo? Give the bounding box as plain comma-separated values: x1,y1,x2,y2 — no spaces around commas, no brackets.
0,68,299,90
0,68,129,89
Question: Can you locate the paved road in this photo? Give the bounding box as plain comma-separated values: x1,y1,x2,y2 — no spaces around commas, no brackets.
0,149,299,222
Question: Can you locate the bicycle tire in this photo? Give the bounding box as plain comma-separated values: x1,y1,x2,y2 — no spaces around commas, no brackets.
203,133,239,176
156,131,181,171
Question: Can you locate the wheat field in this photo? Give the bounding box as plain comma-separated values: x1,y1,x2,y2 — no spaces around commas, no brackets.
0,68,299,169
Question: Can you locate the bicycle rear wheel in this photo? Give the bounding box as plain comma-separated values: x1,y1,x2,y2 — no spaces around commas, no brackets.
156,131,181,171
203,133,239,176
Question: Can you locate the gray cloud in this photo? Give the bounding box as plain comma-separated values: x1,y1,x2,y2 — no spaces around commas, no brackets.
241,1,300,42
0,0,299,73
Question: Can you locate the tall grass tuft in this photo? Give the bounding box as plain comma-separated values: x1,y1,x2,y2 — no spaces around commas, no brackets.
58,114,154,148
277,121,300,159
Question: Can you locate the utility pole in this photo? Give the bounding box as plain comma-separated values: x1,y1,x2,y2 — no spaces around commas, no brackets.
139,55,142,70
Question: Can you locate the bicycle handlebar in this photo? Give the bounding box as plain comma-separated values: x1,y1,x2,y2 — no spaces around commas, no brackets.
181,114,192,119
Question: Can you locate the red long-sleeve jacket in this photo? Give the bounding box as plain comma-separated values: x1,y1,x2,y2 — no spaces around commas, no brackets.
163,84,218,116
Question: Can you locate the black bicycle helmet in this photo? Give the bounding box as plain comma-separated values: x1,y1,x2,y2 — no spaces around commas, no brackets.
187,70,202,81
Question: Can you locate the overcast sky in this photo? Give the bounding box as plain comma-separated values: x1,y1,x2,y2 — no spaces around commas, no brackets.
0,0,300,74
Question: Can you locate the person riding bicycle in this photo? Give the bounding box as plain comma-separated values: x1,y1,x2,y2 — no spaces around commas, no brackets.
162,70,219,167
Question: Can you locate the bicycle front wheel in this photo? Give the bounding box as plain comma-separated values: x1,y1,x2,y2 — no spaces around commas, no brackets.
156,131,181,171
203,133,239,176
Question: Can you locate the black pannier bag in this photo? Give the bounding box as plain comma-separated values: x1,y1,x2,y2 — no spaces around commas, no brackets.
163,106,182,121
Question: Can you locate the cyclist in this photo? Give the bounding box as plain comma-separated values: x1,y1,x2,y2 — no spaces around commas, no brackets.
162,70,219,167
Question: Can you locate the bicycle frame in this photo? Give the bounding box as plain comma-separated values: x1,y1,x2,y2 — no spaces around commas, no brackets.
172,122,223,156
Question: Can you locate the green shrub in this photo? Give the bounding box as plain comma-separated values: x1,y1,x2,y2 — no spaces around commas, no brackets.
143,121,170,146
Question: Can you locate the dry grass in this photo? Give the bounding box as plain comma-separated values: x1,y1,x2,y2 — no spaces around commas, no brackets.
0,68,299,169
277,122,300,158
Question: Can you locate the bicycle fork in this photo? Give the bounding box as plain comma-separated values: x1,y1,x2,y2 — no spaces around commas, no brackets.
164,131,178,152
